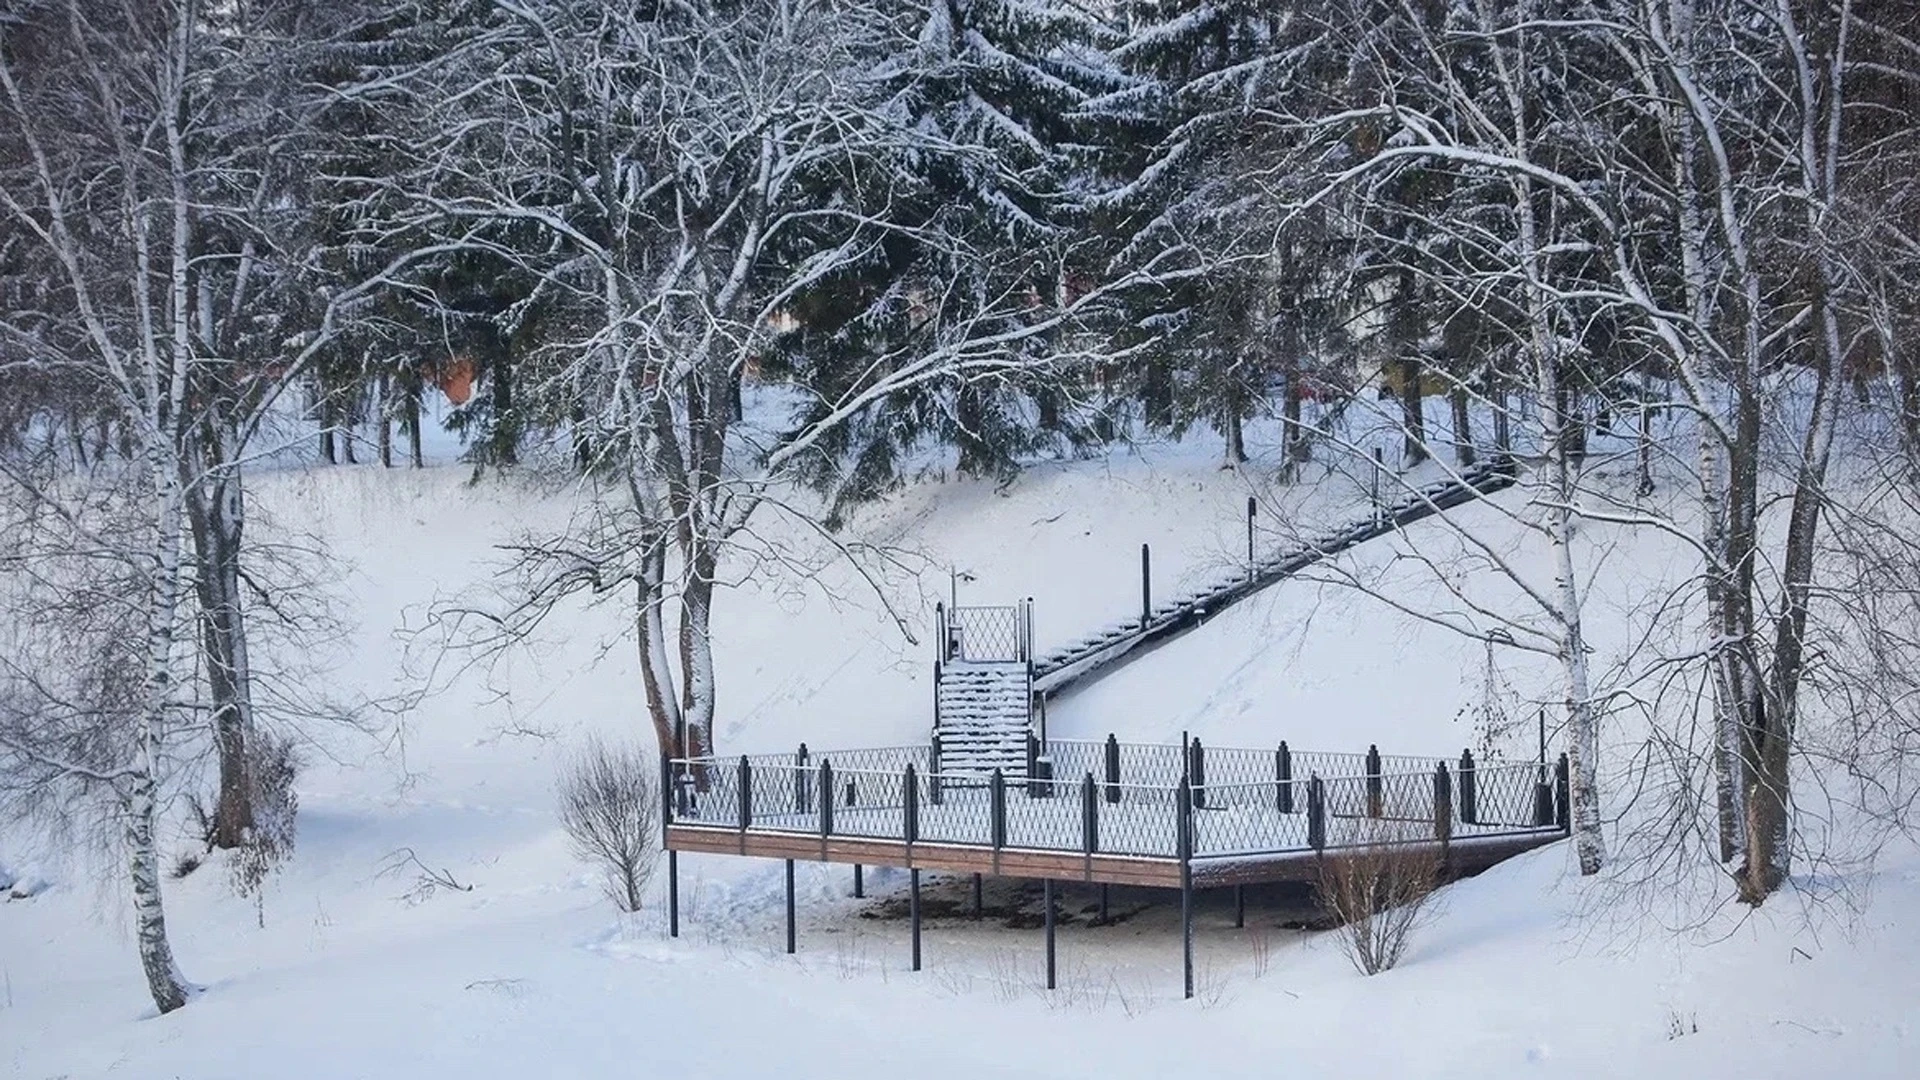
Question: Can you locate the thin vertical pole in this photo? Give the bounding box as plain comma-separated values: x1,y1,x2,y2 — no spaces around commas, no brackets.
1247,496,1258,575
1372,446,1384,523
1099,883,1110,925
1140,543,1152,628
853,864,863,899
784,858,795,955
1179,775,1194,1001
1044,878,1057,991
667,849,679,939
972,873,983,919
910,869,922,972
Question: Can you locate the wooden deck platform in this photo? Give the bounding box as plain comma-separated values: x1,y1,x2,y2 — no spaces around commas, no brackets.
661,740,1570,999
665,822,1563,888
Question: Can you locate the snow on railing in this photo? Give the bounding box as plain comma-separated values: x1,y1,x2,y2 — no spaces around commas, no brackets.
664,736,1568,862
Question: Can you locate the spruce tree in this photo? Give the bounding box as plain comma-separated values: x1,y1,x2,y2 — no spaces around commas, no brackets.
774,1,1128,520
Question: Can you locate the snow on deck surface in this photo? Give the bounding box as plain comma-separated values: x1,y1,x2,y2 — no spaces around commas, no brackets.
3,426,1917,1079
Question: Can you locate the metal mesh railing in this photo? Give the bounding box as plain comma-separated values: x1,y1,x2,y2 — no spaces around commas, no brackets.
666,744,1566,861
1032,458,1518,680
942,603,1030,663
1460,760,1558,831
1045,738,1447,793
1189,781,1313,856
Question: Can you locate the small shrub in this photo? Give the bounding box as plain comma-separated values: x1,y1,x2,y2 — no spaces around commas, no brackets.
170,852,203,880
557,734,660,913
1316,821,1443,976
1665,1008,1699,1039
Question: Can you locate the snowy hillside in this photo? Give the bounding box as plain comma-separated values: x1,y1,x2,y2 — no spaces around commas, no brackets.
4,437,1915,1079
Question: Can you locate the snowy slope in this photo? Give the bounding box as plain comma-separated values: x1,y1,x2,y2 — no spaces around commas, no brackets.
2,432,1915,1079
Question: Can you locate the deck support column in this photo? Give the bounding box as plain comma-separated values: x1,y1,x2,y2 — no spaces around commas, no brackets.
853,863,863,898
1179,775,1194,1001
667,849,679,938
1099,883,1109,925
910,869,922,972
784,858,796,955
972,873,983,919
1044,878,1056,991
1235,885,1245,929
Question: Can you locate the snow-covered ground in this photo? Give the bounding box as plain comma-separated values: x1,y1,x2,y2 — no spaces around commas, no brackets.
3,424,1916,1079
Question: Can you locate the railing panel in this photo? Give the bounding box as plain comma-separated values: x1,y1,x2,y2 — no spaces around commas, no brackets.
1189,781,1312,856
1460,761,1553,830
1095,784,1182,857
947,605,1027,663
917,775,996,846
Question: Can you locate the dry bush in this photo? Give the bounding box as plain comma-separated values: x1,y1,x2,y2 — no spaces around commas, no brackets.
557,734,660,913
1317,826,1444,976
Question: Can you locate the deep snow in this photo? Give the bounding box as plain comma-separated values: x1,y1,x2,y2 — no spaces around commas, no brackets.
2,422,1916,1079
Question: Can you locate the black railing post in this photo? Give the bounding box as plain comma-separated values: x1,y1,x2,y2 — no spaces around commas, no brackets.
990,768,1007,849
819,760,835,837
1023,596,1035,665
1104,734,1121,805
785,858,796,954
1458,748,1477,825
929,735,944,806
795,743,811,814
1189,737,1207,809
1082,773,1099,854
1534,763,1555,827
1026,732,1041,797
667,849,679,938
1366,744,1383,818
910,868,922,972
1141,543,1152,629
1276,741,1294,813
1555,753,1572,832
738,757,754,831
935,601,947,663
904,764,920,845
1044,878,1057,991
1308,774,1327,852
1434,762,1453,843
1178,775,1194,1001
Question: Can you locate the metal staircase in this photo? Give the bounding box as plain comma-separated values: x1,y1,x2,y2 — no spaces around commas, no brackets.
927,458,1519,775
930,602,1037,778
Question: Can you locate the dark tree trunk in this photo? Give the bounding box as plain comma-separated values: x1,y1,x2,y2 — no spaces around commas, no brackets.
377,372,394,469
405,374,425,468
1399,355,1427,466
1449,381,1475,466
184,432,254,850
488,342,518,466
1143,358,1174,430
